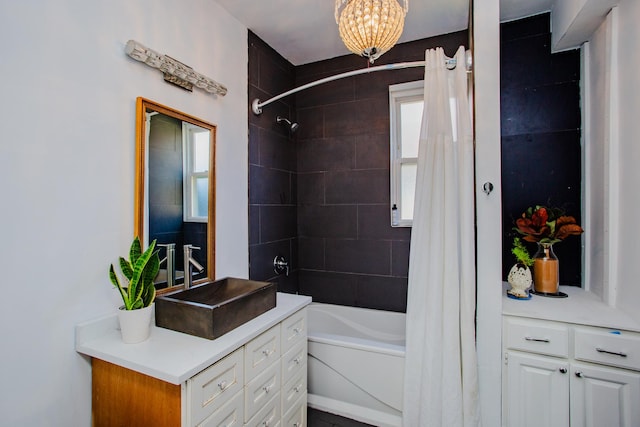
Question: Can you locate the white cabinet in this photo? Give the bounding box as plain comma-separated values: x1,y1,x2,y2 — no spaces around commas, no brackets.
503,316,640,427
185,307,308,427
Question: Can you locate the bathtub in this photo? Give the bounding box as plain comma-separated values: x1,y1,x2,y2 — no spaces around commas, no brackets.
307,302,405,427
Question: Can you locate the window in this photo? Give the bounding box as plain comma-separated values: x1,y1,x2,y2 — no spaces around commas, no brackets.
183,123,210,222
389,80,424,226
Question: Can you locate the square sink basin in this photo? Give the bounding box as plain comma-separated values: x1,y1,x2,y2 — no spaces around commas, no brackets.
155,277,276,340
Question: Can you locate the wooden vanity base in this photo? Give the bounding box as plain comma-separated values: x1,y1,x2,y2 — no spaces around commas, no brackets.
92,358,181,427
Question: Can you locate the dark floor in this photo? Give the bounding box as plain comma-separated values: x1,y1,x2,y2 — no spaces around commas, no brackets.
308,408,374,427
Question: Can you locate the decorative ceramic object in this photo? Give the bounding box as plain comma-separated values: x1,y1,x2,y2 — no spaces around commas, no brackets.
118,303,154,344
507,263,532,299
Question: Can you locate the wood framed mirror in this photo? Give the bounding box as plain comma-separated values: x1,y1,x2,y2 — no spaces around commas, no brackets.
134,97,216,293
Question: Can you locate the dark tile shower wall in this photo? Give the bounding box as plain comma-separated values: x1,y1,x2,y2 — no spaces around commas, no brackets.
295,31,469,312
248,31,299,293
500,13,583,285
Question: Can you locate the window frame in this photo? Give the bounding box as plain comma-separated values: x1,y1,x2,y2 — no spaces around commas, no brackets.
389,80,424,227
182,122,210,223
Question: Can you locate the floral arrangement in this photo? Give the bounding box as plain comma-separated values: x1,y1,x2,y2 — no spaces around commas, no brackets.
514,205,584,244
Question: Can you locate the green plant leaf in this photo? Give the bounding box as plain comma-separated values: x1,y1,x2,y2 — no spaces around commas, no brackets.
109,264,130,308
119,257,133,281
129,236,143,266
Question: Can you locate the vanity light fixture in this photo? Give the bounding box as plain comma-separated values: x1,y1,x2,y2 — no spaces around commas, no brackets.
335,0,409,64
124,40,227,97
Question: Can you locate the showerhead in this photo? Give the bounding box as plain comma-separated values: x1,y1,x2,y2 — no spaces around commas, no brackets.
276,116,299,133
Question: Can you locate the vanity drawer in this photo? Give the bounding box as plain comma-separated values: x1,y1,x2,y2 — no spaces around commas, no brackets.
574,327,640,371
196,390,244,427
504,317,569,358
281,308,307,355
245,359,282,422
282,365,307,416
245,325,281,382
282,392,307,427
282,340,307,386
188,348,244,426
245,393,281,427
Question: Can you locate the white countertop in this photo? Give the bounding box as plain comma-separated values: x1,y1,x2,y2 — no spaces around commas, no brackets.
502,283,640,333
76,292,312,384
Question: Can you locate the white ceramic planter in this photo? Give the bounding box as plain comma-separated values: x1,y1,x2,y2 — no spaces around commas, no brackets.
117,303,154,344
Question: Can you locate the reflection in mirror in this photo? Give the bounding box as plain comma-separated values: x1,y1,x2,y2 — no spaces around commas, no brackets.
135,97,215,293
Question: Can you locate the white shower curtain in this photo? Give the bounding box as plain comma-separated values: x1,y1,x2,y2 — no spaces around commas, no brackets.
402,46,480,427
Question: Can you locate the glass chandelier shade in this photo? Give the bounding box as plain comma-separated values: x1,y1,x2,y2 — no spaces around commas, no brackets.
335,0,409,63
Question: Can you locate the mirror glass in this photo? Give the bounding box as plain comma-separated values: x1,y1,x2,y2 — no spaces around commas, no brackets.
134,97,215,292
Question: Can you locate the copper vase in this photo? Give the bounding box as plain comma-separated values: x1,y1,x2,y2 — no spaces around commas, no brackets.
533,242,559,294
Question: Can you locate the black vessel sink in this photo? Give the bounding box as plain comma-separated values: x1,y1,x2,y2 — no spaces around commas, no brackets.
155,277,276,339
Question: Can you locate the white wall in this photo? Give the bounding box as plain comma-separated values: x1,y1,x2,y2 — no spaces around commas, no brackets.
583,0,640,322
613,0,640,323
0,1,248,425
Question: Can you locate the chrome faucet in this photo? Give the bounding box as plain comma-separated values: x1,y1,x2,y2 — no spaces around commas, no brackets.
183,244,205,289
157,243,176,288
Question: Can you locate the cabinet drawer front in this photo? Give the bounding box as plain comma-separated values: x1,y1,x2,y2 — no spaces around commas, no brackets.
574,327,640,371
245,325,281,382
245,360,282,421
281,308,307,355
282,365,307,415
282,340,307,385
504,317,569,357
282,392,307,427
189,348,244,425
245,393,281,427
196,390,244,427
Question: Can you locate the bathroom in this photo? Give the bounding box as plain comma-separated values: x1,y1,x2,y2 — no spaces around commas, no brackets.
2,0,640,426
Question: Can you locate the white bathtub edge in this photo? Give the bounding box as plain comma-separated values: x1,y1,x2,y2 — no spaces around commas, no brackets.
308,393,402,427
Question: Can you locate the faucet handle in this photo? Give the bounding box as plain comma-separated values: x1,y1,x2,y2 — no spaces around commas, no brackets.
184,244,201,251
273,255,289,277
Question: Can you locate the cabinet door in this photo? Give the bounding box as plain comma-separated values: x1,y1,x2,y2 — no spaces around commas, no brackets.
505,352,569,427
570,362,640,427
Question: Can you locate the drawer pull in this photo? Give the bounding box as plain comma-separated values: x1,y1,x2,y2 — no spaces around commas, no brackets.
575,371,584,378
559,368,567,374
293,327,301,335
293,357,301,365
524,336,550,343
294,386,300,393
263,422,269,427
263,385,271,394
262,349,273,357
596,347,628,358
293,424,300,427
217,380,227,391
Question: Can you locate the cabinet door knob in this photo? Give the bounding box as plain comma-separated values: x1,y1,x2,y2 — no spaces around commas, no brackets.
217,380,227,390
559,368,567,374
575,371,583,378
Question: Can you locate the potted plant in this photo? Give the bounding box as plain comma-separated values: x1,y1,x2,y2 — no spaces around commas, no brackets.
507,237,534,299
109,237,160,343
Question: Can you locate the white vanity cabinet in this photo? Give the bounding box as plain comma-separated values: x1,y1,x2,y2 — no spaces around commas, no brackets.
78,293,311,427
503,316,640,427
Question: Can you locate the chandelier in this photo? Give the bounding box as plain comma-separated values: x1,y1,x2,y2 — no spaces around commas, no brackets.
335,0,409,64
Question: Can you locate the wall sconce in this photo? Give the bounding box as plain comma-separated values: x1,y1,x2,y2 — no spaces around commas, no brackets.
125,40,227,97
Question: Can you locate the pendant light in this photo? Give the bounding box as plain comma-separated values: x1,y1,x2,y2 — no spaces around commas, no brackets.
335,0,409,64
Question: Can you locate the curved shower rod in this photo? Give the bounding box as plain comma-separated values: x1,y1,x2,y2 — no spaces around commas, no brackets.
252,51,472,115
